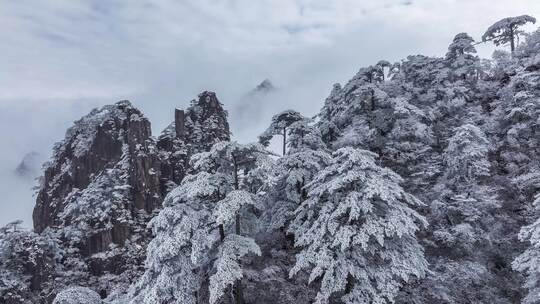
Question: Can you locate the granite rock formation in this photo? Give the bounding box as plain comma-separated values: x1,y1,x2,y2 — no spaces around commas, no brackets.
24,92,230,302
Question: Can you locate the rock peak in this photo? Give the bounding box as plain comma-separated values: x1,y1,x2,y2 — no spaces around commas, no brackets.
33,101,160,233
15,151,42,179
255,79,274,92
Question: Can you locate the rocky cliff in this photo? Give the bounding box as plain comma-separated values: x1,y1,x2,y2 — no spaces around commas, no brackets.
25,92,230,302
157,91,230,193
33,100,161,243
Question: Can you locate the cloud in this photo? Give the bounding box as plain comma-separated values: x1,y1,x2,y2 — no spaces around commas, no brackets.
1,0,540,226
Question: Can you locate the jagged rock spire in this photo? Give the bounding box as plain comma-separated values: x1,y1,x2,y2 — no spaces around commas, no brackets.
185,91,230,152
158,91,230,193
254,79,274,93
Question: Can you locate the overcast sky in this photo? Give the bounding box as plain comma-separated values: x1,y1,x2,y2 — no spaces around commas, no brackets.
1,0,539,227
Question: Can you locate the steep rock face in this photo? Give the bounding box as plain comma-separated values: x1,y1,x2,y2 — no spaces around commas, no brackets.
33,101,161,242
31,101,163,299
183,91,230,152
157,91,230,193
28,93,230,301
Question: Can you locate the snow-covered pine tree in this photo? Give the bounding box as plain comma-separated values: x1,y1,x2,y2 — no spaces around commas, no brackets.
490,34,540,284
318,83,344,145
127,172,216,304
0,221,59,303
191,141,269,304
129,141,269,304
513,193,540,304
483,15,536,52
289,147,428,304
444,124,491,184
259,110,304,155
430,33,481,149
381,96,435,188
323,70,391,152
495,33,540,177
508,28,540,304
315,65,437,187
445,33,480,81
262,115,331,231
437,124,497,260
400,124,502,303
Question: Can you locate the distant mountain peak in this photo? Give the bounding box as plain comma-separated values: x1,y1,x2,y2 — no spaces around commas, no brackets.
14,151,41,179
253,79,275,93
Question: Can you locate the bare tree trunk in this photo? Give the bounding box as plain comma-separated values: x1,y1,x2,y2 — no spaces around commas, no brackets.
371,90,375,111
232,158,244,304
232,212,244,304
218,190,226,242
219,225,225,241
283,127,287,156
510,26,516,53
233,156,239,190
234,280,244,304
345,274,354,294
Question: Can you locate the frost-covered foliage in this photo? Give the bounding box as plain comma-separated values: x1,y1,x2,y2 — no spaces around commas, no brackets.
209,235,261,304
214,190,256,226
446,33,479,80
130,141,269,304
317,62,437,185
511,29,540,304
31,100,164,300
289,148,428,304
58,145,132,246
308,23,534,303
401,124,501,304
0,221,59,303
127,182,212,304
53,286,101,304
262,116,331,230
184,92,231,153
259,109,304,155
10,14,540,304
192,142,269,303
443,124,491,183
382,97,435,183
514,194,540,304
495,50,540,175
483,15,536,51
17,99,186,302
